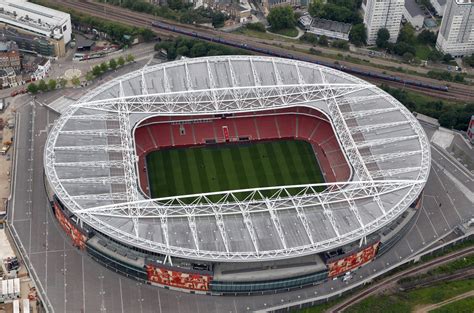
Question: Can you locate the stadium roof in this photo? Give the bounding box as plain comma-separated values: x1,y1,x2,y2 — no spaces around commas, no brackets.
44,56,430,262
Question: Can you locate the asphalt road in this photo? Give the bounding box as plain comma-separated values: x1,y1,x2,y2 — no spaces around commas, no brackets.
6,96,474,313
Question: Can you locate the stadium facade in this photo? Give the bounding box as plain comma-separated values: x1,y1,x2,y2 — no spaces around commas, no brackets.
44,56,430,294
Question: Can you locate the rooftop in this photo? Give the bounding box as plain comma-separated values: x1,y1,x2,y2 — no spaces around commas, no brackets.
299,15,352,34
405,0,425,17
0,0,69,33
44,56,430,262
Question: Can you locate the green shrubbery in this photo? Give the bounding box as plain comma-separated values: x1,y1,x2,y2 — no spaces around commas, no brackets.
99,0,228,28
87,55,135,80
427,70,465,82
381,84,474,131
155,37,248,60
245,22,266,33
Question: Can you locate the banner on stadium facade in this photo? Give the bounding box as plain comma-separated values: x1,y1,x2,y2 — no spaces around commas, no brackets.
327,241,380,277
145,264,212,291
53,201,87,250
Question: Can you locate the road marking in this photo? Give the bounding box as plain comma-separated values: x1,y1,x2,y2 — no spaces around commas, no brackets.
429,195,452,229
82,256,86,313
415,224,426,244
431,161,463,222
403,236,413,253
156,289,162,313
119,278,124,313
432,145,473,181
421,206,439,237
10,112,21,222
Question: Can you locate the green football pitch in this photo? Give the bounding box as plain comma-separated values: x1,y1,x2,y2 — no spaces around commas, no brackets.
145,140,324,199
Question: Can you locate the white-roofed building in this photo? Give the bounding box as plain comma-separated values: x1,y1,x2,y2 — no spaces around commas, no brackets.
0,0,71,56
43,56,430,295
299,15,352,41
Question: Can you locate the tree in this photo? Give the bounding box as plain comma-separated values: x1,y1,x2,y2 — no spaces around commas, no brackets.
118,56,126,67
126,54,135,63
71,76,81,87
428,49,443,62
140,28,155,42
331,40,349,50
48,79,57,91
463,53,474,67
349,24,367,47
393,42,416,56
397,24,415,45
100,62,109,73
318,35,329,46
402,52,415,63
109,58,118,70
92,65,102,76
267,6,296,31
376,28,390,49
190,42,207,57
176,45,189,57
443,53,453,63
85,71,95,81
212,11,226,28
38,80,48,92
309,0,324,17
27,83,38,94
417,30,437,45
59,78,67,88
438,110,458,129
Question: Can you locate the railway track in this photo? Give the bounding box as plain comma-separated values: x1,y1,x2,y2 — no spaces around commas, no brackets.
49,0,474,102
328,246,474,313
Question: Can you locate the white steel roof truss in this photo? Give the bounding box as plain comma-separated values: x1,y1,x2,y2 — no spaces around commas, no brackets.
54,161,125,168
44,56,431,261
356,135,419,149
342,107,399,119
350,121,410,134
71,192,130,201
363,150,422,163
371,167,422,178
231,193,259,254
264,196,288,250
284,188,314,245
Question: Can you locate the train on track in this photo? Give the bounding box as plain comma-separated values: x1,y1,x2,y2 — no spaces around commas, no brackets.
151,21,449,93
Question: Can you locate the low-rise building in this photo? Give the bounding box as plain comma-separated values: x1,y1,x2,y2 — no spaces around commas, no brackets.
0,27,57,57
261,0,300,15
203,0,251,22
299,15,352,41
0,40,20,70
0,67,18,88
404,0,425,29
31,57,50,81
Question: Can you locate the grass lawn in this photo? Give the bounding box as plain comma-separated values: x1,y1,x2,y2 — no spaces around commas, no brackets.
269,27,299,38
430,296,474,313
146,140,324,199
342,279,474,313
415,44,433,60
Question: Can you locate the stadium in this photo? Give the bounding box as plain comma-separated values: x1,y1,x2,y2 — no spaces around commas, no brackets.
44,56,430,294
